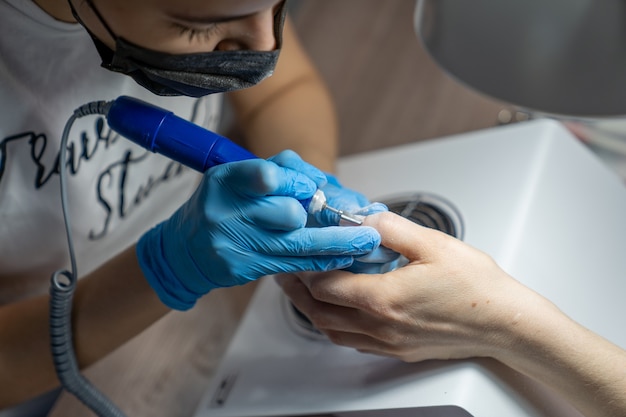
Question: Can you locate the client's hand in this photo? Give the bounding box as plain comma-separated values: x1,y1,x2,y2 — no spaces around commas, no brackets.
277,212,626,417
276,211,547,362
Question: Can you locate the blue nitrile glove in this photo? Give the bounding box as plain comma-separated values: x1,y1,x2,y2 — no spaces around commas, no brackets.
308,173,371,226
137,150,382,310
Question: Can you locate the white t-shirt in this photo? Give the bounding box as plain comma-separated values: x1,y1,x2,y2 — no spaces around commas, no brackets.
0,0,223,304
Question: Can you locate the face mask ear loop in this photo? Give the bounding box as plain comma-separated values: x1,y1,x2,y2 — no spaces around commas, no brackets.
84,0,118,41
273,1,288,49
69,0,118,42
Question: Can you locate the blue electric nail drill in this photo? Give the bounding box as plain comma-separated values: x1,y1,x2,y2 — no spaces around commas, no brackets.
105,95,362,224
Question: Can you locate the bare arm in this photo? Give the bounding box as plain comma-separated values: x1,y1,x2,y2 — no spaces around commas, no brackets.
227,18,338,172
502,300,626,417
278,212,626,417
0,246,170,408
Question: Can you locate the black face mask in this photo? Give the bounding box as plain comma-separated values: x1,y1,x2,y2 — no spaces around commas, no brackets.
69,0,287,97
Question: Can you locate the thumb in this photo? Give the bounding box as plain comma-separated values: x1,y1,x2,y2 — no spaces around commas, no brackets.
361,212,442,263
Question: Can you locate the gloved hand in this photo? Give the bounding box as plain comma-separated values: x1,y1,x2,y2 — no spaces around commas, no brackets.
307,173,371,226
137,150,382,310
308,174,401,273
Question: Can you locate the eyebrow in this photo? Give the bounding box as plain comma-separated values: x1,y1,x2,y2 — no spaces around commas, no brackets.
167,11,258,25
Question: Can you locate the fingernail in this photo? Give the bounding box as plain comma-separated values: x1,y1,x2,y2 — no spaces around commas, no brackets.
355,202,388,216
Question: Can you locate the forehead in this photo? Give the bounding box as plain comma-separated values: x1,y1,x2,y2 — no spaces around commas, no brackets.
147,0,280,17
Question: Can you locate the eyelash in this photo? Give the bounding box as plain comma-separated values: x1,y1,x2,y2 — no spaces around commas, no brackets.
171,22,220,42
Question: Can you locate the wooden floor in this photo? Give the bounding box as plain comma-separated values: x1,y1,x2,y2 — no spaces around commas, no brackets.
49,2,510,416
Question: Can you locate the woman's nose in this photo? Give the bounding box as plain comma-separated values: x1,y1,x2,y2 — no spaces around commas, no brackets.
215,8,278,51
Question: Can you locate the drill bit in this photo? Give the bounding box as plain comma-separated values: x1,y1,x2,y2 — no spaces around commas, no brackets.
322,204,364,225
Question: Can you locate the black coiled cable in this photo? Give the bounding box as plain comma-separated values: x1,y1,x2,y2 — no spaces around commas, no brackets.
49,100,127,417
